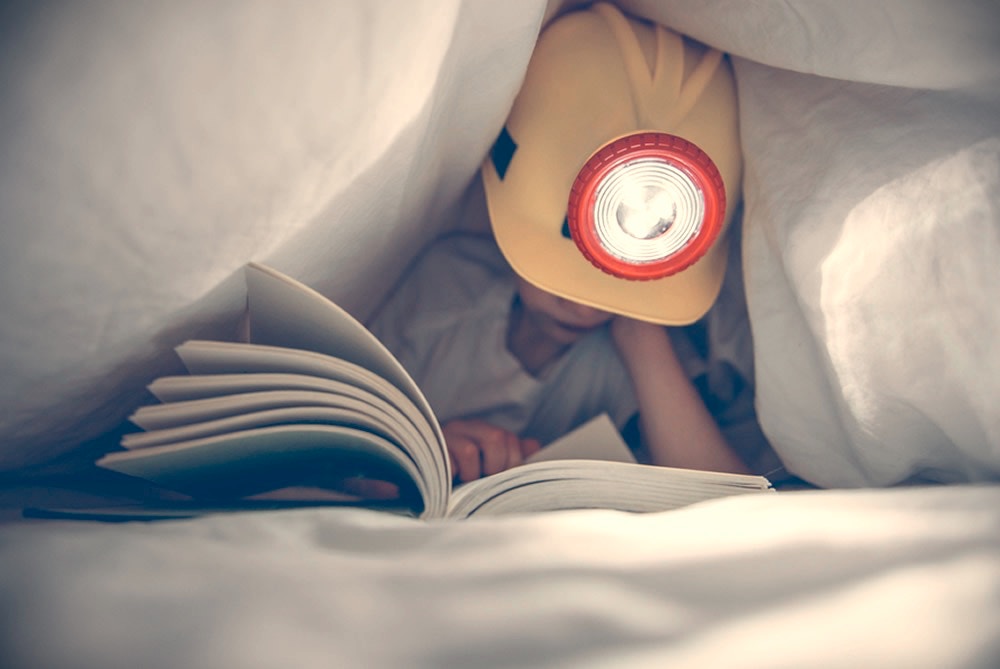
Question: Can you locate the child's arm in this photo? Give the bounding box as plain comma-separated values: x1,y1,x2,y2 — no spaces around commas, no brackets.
611,317,750,474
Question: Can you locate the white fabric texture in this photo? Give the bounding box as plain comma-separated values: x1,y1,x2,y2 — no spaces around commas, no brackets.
1,0,998,485
619,0,1000,90
1,2,1000,668
368,232,639,445
2,485,998,669
0,0,545,469
737,66,1000,487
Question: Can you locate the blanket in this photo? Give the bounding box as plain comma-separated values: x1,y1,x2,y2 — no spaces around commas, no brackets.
0,1,998,485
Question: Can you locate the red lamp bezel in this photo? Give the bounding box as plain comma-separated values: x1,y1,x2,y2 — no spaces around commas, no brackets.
566,132,726,281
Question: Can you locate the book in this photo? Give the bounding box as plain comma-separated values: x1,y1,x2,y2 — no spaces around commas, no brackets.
96,263,773,519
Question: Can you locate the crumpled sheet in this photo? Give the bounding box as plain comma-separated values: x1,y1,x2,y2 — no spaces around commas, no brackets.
2,4,999,668
0,0,544,470
1,0,998,485
1,484,998,669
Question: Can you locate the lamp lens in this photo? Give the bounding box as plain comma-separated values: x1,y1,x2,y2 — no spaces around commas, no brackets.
594,158,704,263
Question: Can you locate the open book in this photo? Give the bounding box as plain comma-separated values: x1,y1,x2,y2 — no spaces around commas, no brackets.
96,263,772,519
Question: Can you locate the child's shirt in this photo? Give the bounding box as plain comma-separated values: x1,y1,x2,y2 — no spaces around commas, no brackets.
368,233,638,446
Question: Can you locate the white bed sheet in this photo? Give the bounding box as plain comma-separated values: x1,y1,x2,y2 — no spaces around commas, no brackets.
0,0,544,470
1,484,998,669
1,4,999,666
1,0,998,487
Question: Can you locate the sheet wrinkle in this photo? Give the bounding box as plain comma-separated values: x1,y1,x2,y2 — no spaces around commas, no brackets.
816,139,1000,482
634,559,999,669
735,55,1000,485
2,486,998,669
264,3,536,279
0,1,487,469
389,9,479,247
627,0,1000,90
739,180,867,483
782,3,820,77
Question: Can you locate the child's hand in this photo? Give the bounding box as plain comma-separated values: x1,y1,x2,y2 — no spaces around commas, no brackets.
443,419,542,483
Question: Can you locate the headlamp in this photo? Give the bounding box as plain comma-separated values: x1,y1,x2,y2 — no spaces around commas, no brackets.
567,132,726,281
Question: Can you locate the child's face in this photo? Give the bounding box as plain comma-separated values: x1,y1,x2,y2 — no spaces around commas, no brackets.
515,277,614,345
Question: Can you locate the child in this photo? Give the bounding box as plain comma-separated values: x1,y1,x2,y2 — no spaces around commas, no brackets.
370,3,780,484
369,228,754,483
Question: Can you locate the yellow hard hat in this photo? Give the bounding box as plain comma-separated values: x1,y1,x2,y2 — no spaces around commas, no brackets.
481,2,742,325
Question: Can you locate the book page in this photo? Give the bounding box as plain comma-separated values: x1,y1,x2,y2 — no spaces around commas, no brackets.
448,460,773,519
123,401,426,467
175,341,411,407
244,263,446,454
524,414,636,465
99,424,429,510
131,387,413,435
172,341,445,496
148,372,369,402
